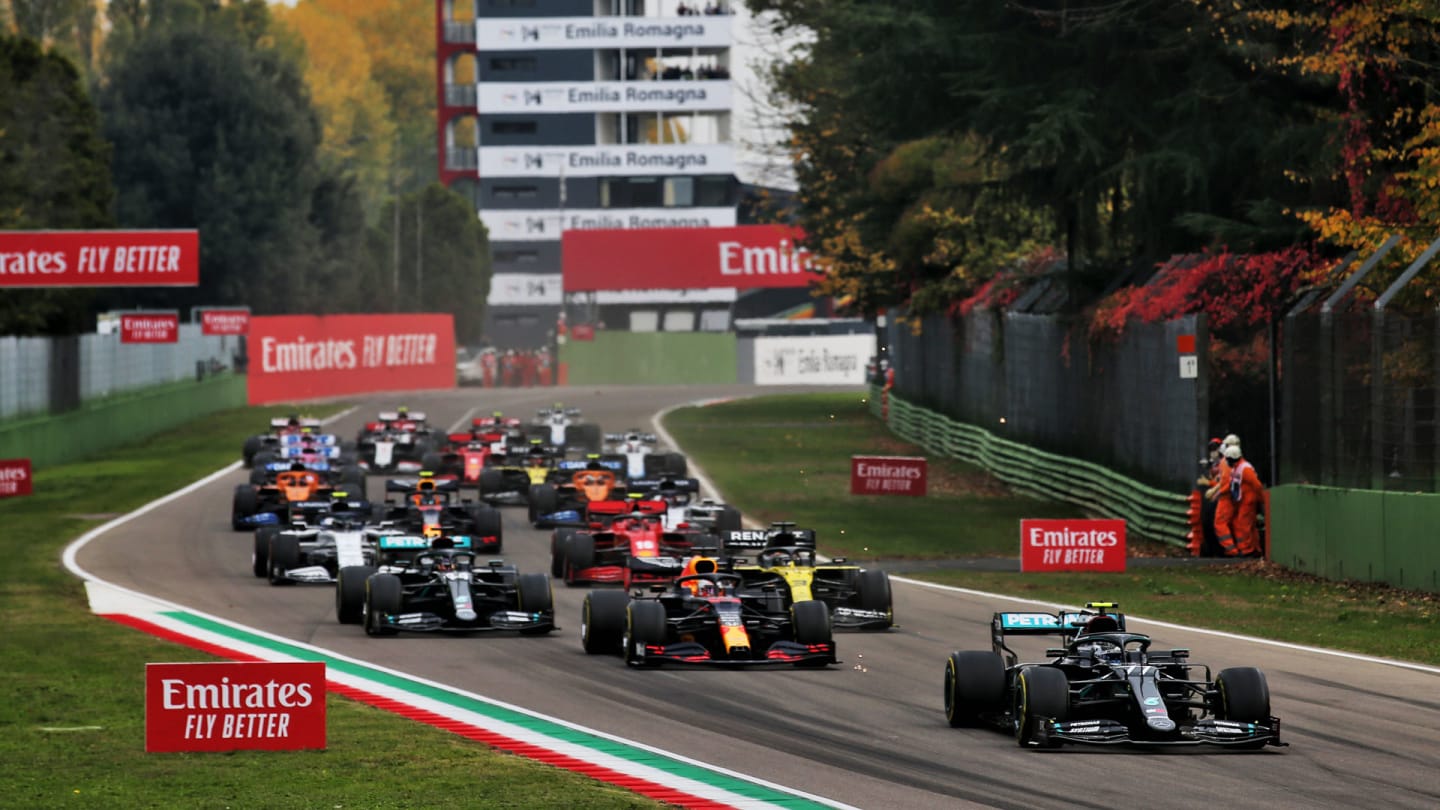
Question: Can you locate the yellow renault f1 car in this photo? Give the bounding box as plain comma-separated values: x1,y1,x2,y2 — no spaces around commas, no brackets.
728,530,894,630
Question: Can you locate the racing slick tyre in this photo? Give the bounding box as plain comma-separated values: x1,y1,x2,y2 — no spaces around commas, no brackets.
516,574,555,635
340,465,365,491
242,436,263,468
252,450,277,469
791,600,833,645
582,590,629,655
661,453,688,477
624,601,667,667
1215,667,1271,749
252,527,278,577
336,565,377,624
530,484,559,527
570,423,603,453
564,533,596,585
944,651,1006,728
551,529,577,578
1014,666,1070,748
364,573,403,636
249,466,269,486
268,534,301,586
420,451,444,474
231,486,259,531
856,569,894,627
370,503,389,523
467,504,504,553
478,469,504,501
715,505,743,535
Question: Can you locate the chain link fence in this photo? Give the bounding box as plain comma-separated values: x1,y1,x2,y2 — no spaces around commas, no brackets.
886,311,1207,490
0,325,239,421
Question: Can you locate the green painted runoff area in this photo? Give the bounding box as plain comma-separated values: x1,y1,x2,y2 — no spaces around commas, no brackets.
560,332,736,385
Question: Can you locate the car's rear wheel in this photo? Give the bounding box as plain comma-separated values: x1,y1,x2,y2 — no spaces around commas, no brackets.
516,573,554,635
856,569,893,627
268,534,300,585
231,486,258,531
467,504,503,552
582,590,629,655
478,468,503,499
364,574,403,636
336,565,376,624
252,527,277,577
945,651,1006,728
716,505,742,534
420,452,443,473
242,436,262,468
624,601,667,667
1014,666,1070,748
530,484,559,526
551,529,576,578
248,466,268,486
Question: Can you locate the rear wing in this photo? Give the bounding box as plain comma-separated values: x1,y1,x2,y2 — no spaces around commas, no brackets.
278,446,341,460
990,604,1127,665
585,499,667,517
384,476,460,494
279,433,337,447
271,417,322,429
627,476,700,494
377,411,427,422
555,458,624,473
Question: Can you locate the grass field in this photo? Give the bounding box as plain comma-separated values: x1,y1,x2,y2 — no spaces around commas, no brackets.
1,406,658,809
664,392,1440,666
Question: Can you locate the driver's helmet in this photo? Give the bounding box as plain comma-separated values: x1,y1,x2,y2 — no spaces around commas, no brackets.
625,432,641,443
397,406,409,416
692,579,720,597
768,551,794,567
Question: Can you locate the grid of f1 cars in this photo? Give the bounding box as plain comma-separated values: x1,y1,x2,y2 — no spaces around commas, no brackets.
234,403,1282,748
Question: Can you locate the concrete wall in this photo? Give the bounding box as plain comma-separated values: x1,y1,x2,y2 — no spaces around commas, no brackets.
1271,484,1440,592
560,332,736,385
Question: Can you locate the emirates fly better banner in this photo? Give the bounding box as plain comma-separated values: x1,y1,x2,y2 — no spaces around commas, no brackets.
1020,519,1127,573
145,661,326,752
0,458,32,497
562,225,815,291
247,314,455,405
0,230,198,287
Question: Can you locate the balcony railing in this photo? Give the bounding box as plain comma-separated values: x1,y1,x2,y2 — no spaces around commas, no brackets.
445,83,477,108
443,22,474,44
445,148,478,172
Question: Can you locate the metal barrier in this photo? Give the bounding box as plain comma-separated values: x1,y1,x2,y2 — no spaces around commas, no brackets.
872,385,1192,547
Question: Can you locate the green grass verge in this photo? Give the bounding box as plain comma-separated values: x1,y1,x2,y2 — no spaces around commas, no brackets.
664,393,1440,666
1,405,658,810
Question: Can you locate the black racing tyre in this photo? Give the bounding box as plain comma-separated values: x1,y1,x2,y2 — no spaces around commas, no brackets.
551,529,577,578
716,505,743,534
1014,666,1070,747
231,486,259,531
516,573,554,635
364,573,403,636
1215,667,1271,723
571,423,602,452
791,599,833,645
420,452,444,474
253,450,277,469
336,565,377,624
566,533,596,579
268,534,301,585
467,504,504,552
530,484,559,525
945,651,1006,728
371,503,389,524
478,468,504,499
856,569,894,624
340,465,365,491
242,436,263,468
582,590,629,655
624,600,667,667
249,466,268,486
664,453,688,477
252,527,278,578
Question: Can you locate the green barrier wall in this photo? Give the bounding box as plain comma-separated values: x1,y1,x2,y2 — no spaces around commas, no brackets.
560,332,736,385
0,373,247,468
1271,484,1440,592
873,386,1192,547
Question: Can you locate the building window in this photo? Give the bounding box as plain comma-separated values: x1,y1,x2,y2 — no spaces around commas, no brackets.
493,185,539,200
664,177,694,207
491,121,537,135
493,250,539,264
696,176,732,207
629,177,662,207
489,57,537,71
488,0,535,7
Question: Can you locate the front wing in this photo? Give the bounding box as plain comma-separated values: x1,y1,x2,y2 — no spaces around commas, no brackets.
1031,716,1286,748
373,609,555,634
631,639,837,668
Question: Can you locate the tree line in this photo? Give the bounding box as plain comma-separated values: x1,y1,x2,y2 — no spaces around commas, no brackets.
752,0,1440,318
0,0,490,344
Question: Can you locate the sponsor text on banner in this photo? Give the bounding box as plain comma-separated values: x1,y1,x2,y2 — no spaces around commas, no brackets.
0,230,198,287
145,661,326,752
0,458,32,497
1020,519,1127,573
850,455,927,496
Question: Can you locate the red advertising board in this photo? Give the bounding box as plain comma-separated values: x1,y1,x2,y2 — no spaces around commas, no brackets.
120,312,180,343
850,455,927,496
0,230,199,287
0,458,32,497
570,323,596,341
1020,519,1127,573
246,313,456,405
146,661,325,752
200,308,250,336
563,225,815,291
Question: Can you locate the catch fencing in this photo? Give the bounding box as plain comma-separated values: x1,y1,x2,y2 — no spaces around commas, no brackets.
0,325,239,420
885,311,1207,491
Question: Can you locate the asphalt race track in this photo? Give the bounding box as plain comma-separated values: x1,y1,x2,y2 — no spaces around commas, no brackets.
76,385,1440,809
